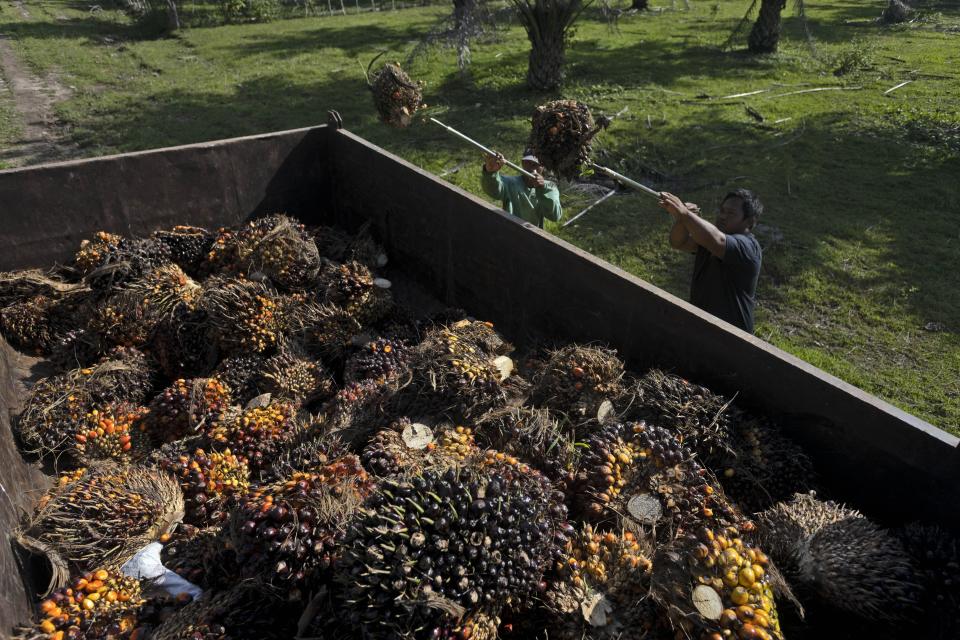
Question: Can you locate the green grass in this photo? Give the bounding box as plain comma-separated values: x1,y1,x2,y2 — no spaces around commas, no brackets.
1,0,958,431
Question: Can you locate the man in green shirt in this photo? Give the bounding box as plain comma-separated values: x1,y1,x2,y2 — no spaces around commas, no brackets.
480,150,563,228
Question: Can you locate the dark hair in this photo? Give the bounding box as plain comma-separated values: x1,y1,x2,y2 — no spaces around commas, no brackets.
723,188,763,221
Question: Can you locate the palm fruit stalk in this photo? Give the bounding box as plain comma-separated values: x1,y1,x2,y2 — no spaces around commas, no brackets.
233,214,321,290
144,378,232,445
368,60,425,128
258,343,335,406
72,402,150,465
198,277,281,355
205,400,300,474
335,466,568,639
211,354,267,406
230,456,372,599
757,492,922,624
530,345,624,422
14,568,146,640
16,464,184,594
344,337,410,384
147,584,301,640
896,523,960,638
529,100,608,180
151,225,215,276
160,448,250,525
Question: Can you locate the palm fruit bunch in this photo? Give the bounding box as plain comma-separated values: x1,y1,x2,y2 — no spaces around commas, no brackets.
320,378,396,445
16,464,184,592
896,523,960,638
233,214,321,290
570,422,642,519
258,345,334,406
231,456,372,598
151,225,215,275
344,337,409,384
211,354,266,405
206,400,300,473
72,402,149,464
149,301,218,379
335,466,568,639
475,407,576,484
435,425,479,462
361,427,416,478
319,259,394,326
82,236,173,292
160,525,239,591
529,100,608,180
312,224,388,270
756,492,922,624
0,294,61,354
369,61,424,128
651,523,786,640
145,378,233,445
544,525,660,640
16,568,146,640
36,468,89,512
198,277,280,355
160,448,250,525
73,231,123,275
148,584,300,640
714,416,815,513
286,301,362,364
17,377,93,458
86,346,157,403
623,369,738,467
530,345,624,421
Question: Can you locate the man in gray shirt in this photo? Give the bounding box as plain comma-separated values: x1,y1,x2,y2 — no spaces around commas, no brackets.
659,189,764,333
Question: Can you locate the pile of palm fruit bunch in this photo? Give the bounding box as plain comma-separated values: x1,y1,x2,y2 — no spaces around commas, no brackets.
528,99,610,180
5,215,954,640
367,58,425,128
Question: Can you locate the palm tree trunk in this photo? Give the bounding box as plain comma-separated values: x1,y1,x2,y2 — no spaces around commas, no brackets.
527,31,566,91
748,0,787,54
632,0,648,9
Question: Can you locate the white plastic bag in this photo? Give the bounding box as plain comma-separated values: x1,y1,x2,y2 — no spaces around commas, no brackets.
121,542,203,599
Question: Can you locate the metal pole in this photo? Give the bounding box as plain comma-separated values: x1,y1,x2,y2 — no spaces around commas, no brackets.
430,117,539,180
563,188,617,228
589,163,660,199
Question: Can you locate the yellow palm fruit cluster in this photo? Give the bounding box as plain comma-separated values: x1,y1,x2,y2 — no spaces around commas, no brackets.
73,403,148,463
31,569,144,640
74,231,122,274
560,525,651,588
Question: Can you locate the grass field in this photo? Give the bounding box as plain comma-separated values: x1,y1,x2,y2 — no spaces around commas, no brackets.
1,0,958,431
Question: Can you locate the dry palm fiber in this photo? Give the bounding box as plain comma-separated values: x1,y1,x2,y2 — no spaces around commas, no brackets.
475,406,576,483
149,583,300,640
149,301,219,379
198,277,281,355
144,377,234,445
756,492,922,623
0,268,85,305
229,456,373,599
241,214,321,290
619,369,738,467
391,319,521,422
529,345,624,423
258,342,335,406
311,223,388,269
16,463,184,595
151,224,215,275
529,99,609,180
14,568,147,640
367,58,425,128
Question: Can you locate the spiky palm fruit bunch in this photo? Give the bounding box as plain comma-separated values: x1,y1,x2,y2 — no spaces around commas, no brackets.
148,301,218,379
199,277,280,355
145,378,233,445
530,345,624,420
336,466,568,638
286,301,362,364
206,400,300,472
475,407,576,483
622,369,737,466
151,225,215,275
211,354,266,405
897,523,960,638
148,584,300,640
73,231,123,275
259,345,334,405
88,345,157,403
72,402,149,464
232,457,372,598
319,260,396,326
651,525,785,640
715,416,815,513
369,61,424,128
16,568,146,640
233,214,321,291
570,422,642,519
529,100,607,180
345,337,409,384
161,448,250,525
756,492,922,624
360,424,427,478
160,525,239,591
320,378,396,445
82,237,173,292
0,294,60,354
17,464,184,593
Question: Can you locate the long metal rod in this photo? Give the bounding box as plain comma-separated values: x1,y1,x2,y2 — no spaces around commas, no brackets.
563,188,617,228
589,163,660,199
430,117,538,180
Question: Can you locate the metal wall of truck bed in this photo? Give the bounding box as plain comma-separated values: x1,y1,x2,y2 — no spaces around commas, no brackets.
325,128,960,530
